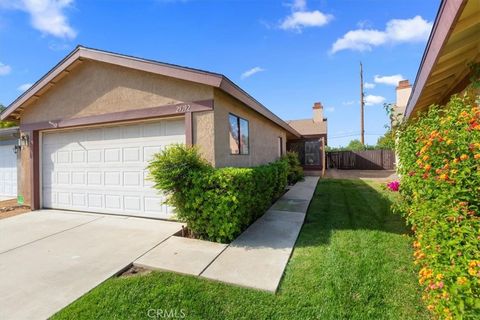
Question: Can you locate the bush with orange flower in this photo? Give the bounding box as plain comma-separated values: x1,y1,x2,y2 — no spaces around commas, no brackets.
395,86,480,319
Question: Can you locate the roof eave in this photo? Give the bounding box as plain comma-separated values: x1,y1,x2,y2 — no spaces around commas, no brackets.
404,0,468,119
218,77,301,138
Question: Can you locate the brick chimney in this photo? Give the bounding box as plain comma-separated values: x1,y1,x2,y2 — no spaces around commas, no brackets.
313,102,324,123
394,80,412,125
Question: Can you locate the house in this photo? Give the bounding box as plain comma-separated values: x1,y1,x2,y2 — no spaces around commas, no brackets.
0,126,19,201
287,102,328,171
404,0,480,119
0,46,306,219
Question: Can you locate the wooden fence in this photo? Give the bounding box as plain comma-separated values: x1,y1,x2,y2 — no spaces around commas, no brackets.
326,150,395,170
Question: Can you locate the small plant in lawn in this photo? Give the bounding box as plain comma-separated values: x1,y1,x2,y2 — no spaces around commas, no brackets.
386,181,400,192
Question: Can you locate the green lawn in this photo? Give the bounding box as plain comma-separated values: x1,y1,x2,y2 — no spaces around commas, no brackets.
53,179,428,320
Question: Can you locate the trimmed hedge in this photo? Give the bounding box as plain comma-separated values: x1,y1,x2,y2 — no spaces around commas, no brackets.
395,87,480,319
148,144,289,243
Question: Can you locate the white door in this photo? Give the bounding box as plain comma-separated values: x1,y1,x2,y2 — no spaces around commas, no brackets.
0,144,17,199
42,119,185,219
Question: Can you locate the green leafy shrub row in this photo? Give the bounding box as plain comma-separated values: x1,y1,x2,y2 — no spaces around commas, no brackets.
284,151,304,184
395,87,480,319
148,144,289,243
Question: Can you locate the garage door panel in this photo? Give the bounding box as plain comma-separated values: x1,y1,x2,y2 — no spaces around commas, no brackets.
0,145,17,198
42,119,184,219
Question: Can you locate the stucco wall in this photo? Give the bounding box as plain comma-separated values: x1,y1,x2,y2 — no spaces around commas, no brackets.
213,89,287,167
20,60,213,124
193,111,215,165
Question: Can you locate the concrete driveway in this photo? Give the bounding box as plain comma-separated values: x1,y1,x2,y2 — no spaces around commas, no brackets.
0,210,182,320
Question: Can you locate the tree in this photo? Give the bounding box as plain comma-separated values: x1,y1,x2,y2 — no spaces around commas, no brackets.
0,104,17,128
376,130,396,150
346,139,367,151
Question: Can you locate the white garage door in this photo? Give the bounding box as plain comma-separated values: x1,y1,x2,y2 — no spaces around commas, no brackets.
0,144,17,199
42,119,185,219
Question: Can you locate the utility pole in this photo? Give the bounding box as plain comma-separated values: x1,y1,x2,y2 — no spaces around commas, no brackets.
360,62,365,145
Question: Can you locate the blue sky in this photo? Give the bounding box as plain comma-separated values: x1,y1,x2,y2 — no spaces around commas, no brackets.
0,0,439,147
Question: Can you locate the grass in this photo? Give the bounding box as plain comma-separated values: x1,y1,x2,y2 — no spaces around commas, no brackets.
53,179,428,320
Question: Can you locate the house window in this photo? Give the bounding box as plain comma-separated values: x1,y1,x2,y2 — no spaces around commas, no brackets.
228,114,249,155
278,137,283,157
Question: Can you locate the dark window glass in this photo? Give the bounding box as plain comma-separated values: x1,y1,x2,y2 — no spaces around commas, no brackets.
239,118,249,155
228,114,249,155
229,114,240,154
278,137,283,157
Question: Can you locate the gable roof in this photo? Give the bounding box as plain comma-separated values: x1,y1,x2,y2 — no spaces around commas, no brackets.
287,119,327,136
2,46,300,137
405,0,480,119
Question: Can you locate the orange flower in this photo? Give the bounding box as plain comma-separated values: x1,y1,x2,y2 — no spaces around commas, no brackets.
425,164,432,171
457,277,467,285
446,139,453,145
439,174,448,180
453,158,459,164
469,260,479,268
475,154,480,160
460,154,469,161
422,155,429,161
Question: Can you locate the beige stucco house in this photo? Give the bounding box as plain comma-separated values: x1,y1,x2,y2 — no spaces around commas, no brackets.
1,46,305,219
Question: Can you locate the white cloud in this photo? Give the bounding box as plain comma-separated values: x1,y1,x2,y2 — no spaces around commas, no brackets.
342,100,356,106
0,62,11,75
1,0,76,39
241,66,265,79
364,82,375,89
325,106,335,112
291,0,306,11
17,83,32,91
374,74,404,86
364,94,386,106
280,0,333,32
330,15,432,53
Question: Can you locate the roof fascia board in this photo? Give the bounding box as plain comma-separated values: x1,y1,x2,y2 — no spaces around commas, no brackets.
1,49,81,120
79,48,223,88
405,0,467,119
219,78,301,137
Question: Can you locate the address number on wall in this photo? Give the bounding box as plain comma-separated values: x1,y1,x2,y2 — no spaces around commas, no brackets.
176,104,191,113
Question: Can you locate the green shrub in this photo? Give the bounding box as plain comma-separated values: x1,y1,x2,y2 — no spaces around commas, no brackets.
148,144,289,243
395,88,480,319
283,151,304,184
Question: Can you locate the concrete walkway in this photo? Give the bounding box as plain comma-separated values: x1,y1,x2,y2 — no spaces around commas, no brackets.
0,210,182,320
200,176,318,292
324,169,398,182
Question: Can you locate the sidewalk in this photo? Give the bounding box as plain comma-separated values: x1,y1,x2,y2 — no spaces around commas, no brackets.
200,176,319,292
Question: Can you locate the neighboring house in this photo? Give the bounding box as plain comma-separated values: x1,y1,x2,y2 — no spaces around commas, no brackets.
0,127,19,201
0,46,302,219
287,102,328,171
404,0,480,119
